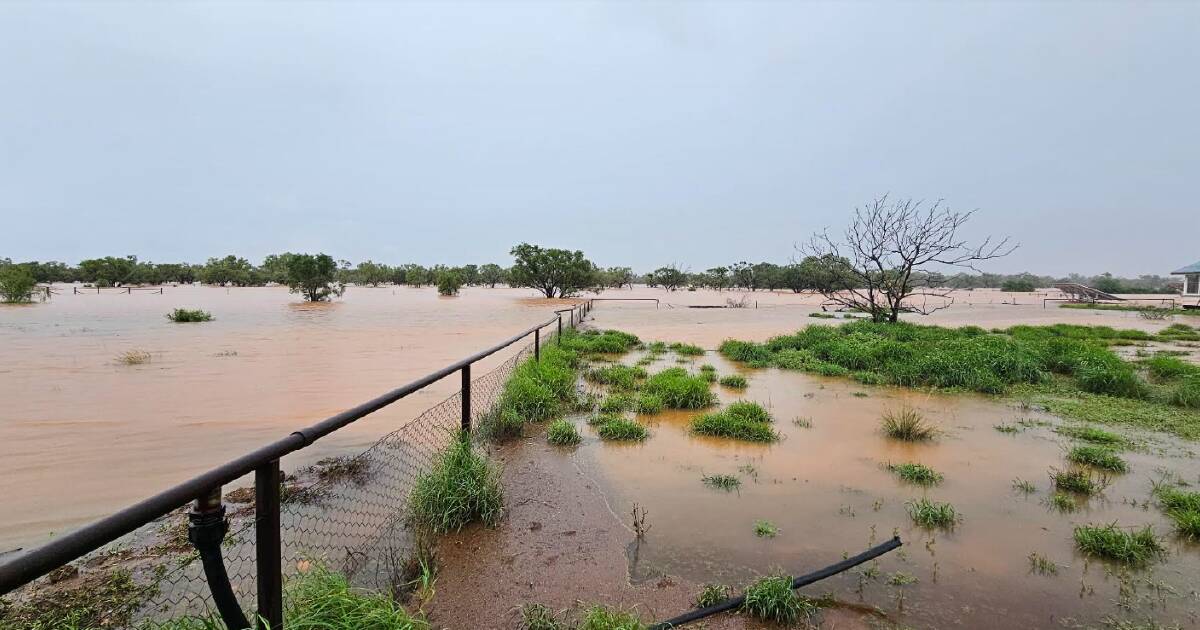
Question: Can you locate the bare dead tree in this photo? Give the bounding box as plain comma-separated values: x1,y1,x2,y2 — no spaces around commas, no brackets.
800,195,1016,322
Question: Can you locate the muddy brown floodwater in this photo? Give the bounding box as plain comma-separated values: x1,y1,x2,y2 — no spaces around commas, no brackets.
3,284,1194,629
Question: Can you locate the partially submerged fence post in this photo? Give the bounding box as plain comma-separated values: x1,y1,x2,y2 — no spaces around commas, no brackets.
461,364,471,433
255,461,283,629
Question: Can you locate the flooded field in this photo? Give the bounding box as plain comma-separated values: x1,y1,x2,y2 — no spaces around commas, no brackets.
3,284,1194,628
571,347,1200,628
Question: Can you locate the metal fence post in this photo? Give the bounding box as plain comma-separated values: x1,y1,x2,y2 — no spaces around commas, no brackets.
255,461,283,630
461,364,471,433
535,328,541,362
557,315,562,343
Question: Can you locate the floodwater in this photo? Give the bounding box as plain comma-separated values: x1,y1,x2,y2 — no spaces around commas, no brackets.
0,284,576,552
570,345,1200,629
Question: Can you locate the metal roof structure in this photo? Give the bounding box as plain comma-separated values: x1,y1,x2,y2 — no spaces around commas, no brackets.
1172,260,1200,274
1053,283,1124,302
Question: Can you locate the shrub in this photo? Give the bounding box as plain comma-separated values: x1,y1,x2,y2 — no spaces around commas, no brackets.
596,418,649,441
905,498,959,529
166,308,213,323
0,264,37,303
642,368,717,409
886,462,943,485
634,393,664,414
436,270,463,296
880,407,936,441
1073,523,1166,565
718,374,748,389
576,606,645,630
1066,445,1128,472
408,434,503,533
741,574,814,625
546,419,581,446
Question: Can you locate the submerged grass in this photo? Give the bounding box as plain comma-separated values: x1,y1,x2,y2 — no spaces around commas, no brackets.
595,418,649,441
880,407,937,441
1067,445,1128,472
166,308,213,323
642,367,717,409
754,520,779,537
741,574,815,625
670,342,705,356
702,474,741,491
695,584,733,608
886,462,943,486
584,364,646,390
905,498,959,529
408,433,503,534
576,606,646,630
635,393,664,414
520,603,564,630
1073,523,1166,565
1050,467,1108,495
690,402,778,443
718,374,748,389
599,393,635,413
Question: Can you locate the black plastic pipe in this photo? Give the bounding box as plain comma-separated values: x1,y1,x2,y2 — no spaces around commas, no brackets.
648,536,903,630
188,492,251,630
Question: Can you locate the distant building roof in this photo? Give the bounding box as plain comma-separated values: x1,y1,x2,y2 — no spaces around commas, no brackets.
1174,260,1200,274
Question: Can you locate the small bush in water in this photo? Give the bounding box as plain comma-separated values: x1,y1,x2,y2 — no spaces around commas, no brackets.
166,308,213,322
880,407,936,441
905,498,959,529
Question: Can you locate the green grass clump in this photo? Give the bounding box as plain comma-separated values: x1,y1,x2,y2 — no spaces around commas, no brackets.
695,584,732,608
1146,355,1200,380
408,434,503,533
754,520,779,537
166,308,213,322
646,341,667,353
634,393,664,414
1028,552,1058,575
561,329,640,355
1050,467,1107,495
690,404,778,443
576,606,645,630
520,603,563,630
1165,507,1200,540
599,393,635,413
718,374,748,389
596,418,649,441
886,462,943,485
1073,523,1166,565
993,423,1022,434
702,474,741,491
477,407,525,442
584,364,646,389
497,345,579,423
808,312,836,319
880,407,937,441
1012,478,1037,493
1067,445,1128,472
905,498,959,529
718,339,774,365
1173,377,1200,409
642,367,717,409
1054,424,1125,446
1047,492,1078,513
670,342,705,356
587,412,624,426
283,565,429,629
1154,485,1200,512
741,574,814,625
699,364,716,372
546,419,581,446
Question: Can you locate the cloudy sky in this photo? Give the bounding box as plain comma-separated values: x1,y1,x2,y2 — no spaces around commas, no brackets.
1,1,1196,276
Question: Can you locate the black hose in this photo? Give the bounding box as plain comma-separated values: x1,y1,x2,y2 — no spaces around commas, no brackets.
189,503,252,630
648,536,903,630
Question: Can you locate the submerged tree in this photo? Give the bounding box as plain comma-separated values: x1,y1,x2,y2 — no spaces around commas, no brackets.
508,243,597,298
0,264,38,303
436,269,464,296
800,195,1015,323
651,265,688,292
282,253,345,302
479,263,506,288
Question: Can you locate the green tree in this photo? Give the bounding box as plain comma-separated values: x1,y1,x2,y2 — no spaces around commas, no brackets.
436,269,464,296
0,264,38,303
508,243,597,298
402,264,431,287
704,267,730,291
479,263,506,288
282,253,345,302
200,255,259,286
78,256,138,286
1001,276,1036,292
1093,273,1123,294
652,265,688,291
355,260,392,287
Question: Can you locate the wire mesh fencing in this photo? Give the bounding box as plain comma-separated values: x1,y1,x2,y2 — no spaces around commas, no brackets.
3,331,550,629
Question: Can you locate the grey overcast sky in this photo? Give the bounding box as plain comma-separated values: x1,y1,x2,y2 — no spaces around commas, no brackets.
1,1,1196,276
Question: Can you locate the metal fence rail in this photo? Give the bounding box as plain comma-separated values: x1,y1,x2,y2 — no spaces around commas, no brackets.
0,299,593,629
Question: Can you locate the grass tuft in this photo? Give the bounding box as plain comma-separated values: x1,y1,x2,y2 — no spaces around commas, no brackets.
702,474,741,491
670,342,705,356
690,403,778,443
1066,445,1128,472
905,498,959,529
408,434,503,533
600,393,635,414
546,419,581,446
520,603,563,630
880,406,937,441
886,462,943,486
576,605,645,630
695,584,732,608
741,574,814,625
1054,425,1125,446
642,367,717,409
1073,523,1166,565
754,520,779,537
596,418,649,441
1050,467,1108,495
718,374,748,389
634,393,664,414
